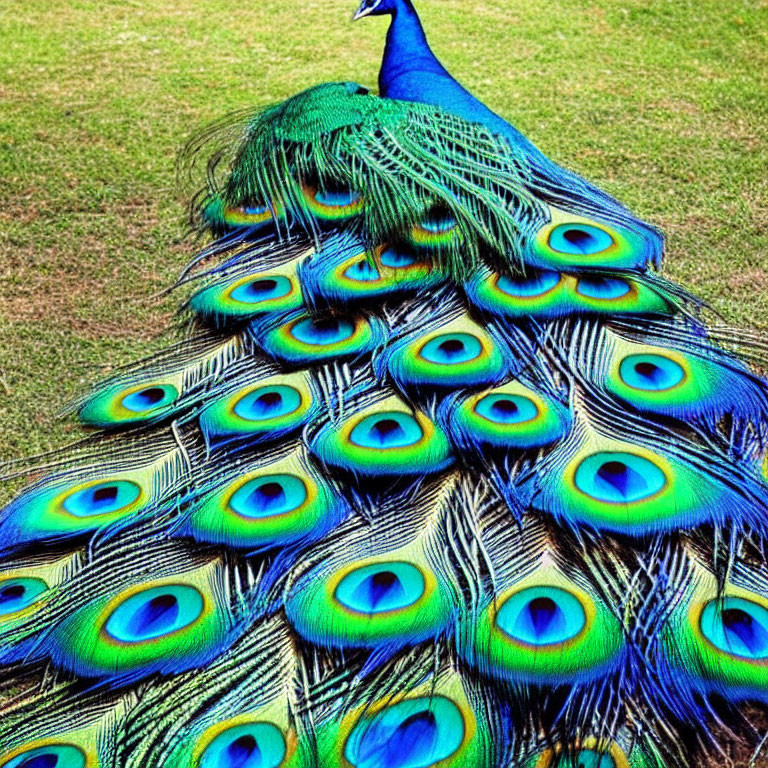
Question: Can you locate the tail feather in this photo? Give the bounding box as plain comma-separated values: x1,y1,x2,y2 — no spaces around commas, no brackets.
2,81,767,767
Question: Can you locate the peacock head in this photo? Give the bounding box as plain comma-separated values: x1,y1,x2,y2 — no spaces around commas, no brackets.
353,0,400,20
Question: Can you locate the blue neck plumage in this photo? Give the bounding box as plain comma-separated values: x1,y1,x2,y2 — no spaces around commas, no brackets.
379,1,449,91
377,0,531,148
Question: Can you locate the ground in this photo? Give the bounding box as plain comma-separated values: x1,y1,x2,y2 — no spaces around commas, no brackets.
0,0,766,464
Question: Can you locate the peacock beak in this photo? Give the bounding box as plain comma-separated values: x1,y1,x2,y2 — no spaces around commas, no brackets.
352,2,375,20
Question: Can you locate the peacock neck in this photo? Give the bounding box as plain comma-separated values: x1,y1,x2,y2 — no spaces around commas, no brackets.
379,0,449,96
376,0,533,149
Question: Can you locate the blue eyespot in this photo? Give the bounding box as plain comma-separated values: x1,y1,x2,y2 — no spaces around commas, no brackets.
575,276,631,300
380,248,417,268
496,586,586,646
474,394,539,424
105,585,204,643
230,276,293,304
575,452,667,503
619,354,686,391
315,189,362,207
549,224,614,256
349,412,424,449
553,751,616,768
344,259,381,282
120,385,178,414
199,723,287,768
344,696,465,768
228,475,308,519
242,205,269,216
4,745,87,768
290,317,355,346
419,333,483,365
233,385,302,422
62,480,142,517
335,562,426,614
0,577,48,615
418,210,456,233
497,270,560,297
700,597,768,660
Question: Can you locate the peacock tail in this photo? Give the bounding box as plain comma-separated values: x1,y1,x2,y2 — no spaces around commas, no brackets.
2,2,767,767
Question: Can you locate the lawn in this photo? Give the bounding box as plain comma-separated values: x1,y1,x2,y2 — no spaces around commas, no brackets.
0,0,766,465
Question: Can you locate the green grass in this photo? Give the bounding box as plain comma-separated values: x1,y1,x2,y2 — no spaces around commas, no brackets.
0,0,766,463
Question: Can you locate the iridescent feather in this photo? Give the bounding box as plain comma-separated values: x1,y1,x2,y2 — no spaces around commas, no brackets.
2,1,766,766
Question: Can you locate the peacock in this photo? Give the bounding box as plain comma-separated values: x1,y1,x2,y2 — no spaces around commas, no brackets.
2,1,768,766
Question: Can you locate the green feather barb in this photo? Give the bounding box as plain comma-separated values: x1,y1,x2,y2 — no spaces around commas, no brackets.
195,82,544,279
